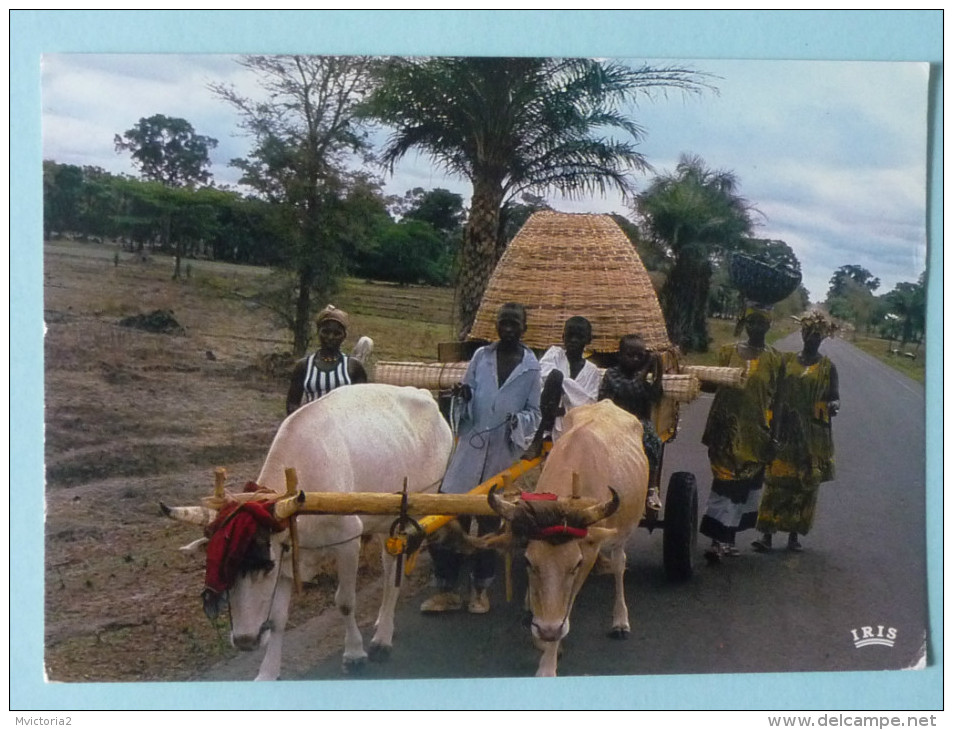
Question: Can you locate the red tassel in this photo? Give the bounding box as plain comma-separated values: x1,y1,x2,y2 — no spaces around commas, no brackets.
521,492,558,501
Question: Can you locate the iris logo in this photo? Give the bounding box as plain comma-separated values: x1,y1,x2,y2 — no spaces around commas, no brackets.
851,625,897,648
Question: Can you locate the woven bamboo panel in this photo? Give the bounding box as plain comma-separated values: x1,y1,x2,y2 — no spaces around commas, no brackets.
375,361,469,391
681,365,745,388
659,373,700,403
468,211,673,354
375,359,699,403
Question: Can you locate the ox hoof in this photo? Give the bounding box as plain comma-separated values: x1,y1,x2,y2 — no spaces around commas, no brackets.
608,627,630,640
368,642,392,663
341,655,368,674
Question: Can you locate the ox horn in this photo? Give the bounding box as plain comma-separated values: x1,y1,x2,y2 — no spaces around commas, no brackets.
577,486,620,527
159,502,217,527
486,485,519,521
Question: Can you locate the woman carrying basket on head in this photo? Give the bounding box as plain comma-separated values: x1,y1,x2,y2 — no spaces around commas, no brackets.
699,304,784,562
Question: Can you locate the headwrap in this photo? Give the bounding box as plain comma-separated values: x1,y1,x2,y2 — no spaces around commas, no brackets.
793,311,837,337
316,304,349,332
734,302,773,336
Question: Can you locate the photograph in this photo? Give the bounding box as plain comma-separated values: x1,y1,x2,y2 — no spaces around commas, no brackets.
13,9,942,714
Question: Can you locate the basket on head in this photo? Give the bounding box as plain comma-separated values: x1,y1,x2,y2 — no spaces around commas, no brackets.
729,253,802,306
468,211,674,357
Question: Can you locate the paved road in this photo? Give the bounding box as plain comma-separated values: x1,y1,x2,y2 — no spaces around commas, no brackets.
215,335,929,681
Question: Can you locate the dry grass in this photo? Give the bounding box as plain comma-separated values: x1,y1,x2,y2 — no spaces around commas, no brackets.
847,333,926,384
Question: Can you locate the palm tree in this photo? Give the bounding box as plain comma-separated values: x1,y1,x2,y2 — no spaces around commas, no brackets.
362,56,713,338
636,154,755,352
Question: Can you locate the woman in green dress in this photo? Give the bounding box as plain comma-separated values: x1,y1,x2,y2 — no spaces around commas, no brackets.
753,311,839,552
700,306,785,561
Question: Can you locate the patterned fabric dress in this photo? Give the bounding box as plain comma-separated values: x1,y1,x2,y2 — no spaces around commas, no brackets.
756,354,837,535
699,344,784,544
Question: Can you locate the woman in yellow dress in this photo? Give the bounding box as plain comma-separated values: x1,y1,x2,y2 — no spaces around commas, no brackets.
753,312,839,552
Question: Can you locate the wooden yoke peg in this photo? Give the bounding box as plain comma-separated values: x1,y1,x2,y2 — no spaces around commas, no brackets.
214,468,226,499
284,467,302,595
572,472,581,500
283,467,298,497
501,472,514,602
501,471,516,499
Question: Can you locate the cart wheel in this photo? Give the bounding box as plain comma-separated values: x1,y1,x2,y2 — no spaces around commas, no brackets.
663,471,698,581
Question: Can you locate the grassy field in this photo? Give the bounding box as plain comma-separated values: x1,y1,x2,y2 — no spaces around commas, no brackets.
845,332,926,384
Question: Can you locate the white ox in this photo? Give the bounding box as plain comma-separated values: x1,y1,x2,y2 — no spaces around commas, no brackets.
488,399,648,677
163,383,452,680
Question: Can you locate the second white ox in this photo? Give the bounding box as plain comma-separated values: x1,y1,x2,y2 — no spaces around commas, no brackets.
488,399,648,677
164,383,452,680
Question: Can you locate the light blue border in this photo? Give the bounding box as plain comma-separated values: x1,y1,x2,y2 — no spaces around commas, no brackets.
12,10,942,710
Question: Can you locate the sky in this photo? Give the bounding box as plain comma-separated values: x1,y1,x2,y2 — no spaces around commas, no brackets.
40,54,929,304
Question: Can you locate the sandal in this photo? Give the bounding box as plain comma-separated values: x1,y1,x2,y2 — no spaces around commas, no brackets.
752,534,773,552
787,534,803,552
724,544,741,557
704,541,723,565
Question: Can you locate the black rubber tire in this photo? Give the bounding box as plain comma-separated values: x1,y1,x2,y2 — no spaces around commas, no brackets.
662,471,698,581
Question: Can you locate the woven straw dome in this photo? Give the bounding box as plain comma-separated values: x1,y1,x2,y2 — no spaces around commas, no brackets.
469,211,673,354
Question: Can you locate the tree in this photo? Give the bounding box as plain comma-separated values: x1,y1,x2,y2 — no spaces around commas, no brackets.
42,161,85,238
389,187,465,234
112,177,167,251
208,195,289,265
337,174,397,278
211,55,378,355
499,193,551,251
115,114,218,278
824,264,882,335
882,274,926,347
373,219,452,286
828,279,877,334
362,56,713,337
610,211,668,274
114,114,218,188
635,154,756,352
827,264,880,300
